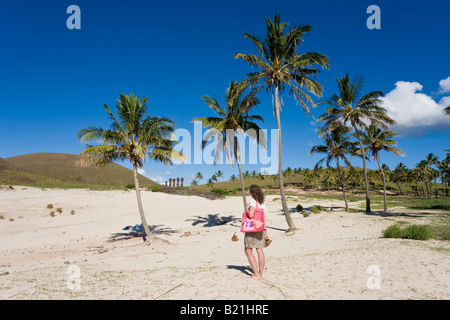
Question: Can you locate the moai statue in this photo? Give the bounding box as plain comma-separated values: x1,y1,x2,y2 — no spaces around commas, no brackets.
169,178,172,188
181,177,184,187
176,177,180,187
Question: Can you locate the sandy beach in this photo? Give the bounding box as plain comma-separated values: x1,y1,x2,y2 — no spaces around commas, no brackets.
0,186,449,300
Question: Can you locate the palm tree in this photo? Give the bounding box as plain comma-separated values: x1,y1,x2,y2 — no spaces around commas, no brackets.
207,178,214,189
193,80,266,210
194,172,203,182
235,14,330,230
360,122,405,211
309,125,354,211
318,74,395,212
425,153,439,197
416,160,432,197
216,170,224,181
444,106,450,115
77,93,184,243
392,163,408,195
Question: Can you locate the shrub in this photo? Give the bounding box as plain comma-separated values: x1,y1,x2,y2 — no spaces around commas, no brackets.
210,188,228,195
403,225,433,241
125,184,135,189
383,224,433,241
303,212,310,218
383,224,403,238
50,212,55,217
47,204,54,209
296,204,303,212
310,206,321,214
70,210,75,215
56,208,63,214
150,185,162,192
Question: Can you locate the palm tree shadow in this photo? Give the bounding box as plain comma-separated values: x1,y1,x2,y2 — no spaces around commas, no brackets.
226,265,253,276
186,214,240,227
364,210,433,218
107,224,177,242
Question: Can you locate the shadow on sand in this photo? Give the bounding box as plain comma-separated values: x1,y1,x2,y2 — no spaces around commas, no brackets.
107,224,177,242
226,265,253,276
185,214,240,227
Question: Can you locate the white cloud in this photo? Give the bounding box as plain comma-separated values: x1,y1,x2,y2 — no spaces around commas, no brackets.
137,168,171,185
382,80,450,137
439,76,450,94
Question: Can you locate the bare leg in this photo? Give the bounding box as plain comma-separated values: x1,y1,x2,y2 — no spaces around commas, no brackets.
244,248,261,279
256,248,265,278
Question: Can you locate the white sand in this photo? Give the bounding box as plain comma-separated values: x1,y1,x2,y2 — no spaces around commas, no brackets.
0,186,449,300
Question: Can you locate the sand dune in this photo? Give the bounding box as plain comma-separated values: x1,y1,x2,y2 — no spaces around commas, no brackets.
0,186,449,300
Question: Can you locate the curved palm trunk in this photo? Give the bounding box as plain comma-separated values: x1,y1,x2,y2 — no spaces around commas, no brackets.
234,138,248,210
274,86,296,230
133,163,154,241
336,158,349,211
353,124,371,213
376,155,388,212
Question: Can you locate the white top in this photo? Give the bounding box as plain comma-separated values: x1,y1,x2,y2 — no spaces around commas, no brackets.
249,198,266,212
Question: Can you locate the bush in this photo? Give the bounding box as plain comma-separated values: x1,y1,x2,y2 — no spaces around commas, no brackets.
383,224,433,241
210,188,228,195
296,204,303,212
125,184,135,189
403,225,433,241
310,206,323,214
46,204,54,209
383,224,403,238
303,212,310,218
150,185,162,192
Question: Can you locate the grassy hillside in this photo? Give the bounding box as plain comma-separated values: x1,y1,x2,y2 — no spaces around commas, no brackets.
0,153,158,189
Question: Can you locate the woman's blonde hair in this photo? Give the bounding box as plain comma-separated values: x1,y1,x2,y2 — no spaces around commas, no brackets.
249,184,265,204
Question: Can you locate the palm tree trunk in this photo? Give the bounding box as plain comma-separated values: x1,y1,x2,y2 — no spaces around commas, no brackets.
353,124,371,212
234,138,248,211
274,86,296,230
133,163,154,241
434,177,438,198
424,179,430,198
336,158,349,211
376,155,388,212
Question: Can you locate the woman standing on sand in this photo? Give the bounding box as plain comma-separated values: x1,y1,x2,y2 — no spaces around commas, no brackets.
244,184,271,280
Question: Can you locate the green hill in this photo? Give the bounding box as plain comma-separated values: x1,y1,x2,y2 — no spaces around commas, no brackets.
0,153,158,189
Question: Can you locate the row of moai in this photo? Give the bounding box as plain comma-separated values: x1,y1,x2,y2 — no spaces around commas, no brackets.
165,177,184,188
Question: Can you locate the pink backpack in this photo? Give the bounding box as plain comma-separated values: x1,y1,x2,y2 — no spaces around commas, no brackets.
241,200,266,233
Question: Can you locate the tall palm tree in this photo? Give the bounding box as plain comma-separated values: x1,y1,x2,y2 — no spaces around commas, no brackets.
309,125,355,211
77,93,184,243
318,74,395,212
416,160,432,198
425,153,439,197
360,122,405,211
235,14,330,230
392,163,408,195
192,80,266,210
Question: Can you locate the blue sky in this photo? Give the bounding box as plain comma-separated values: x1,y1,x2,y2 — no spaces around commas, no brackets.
1,0,449,185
